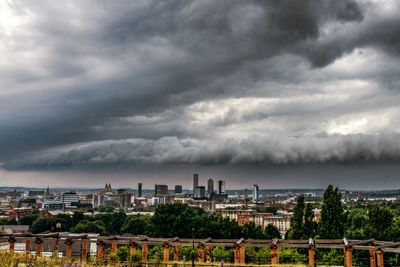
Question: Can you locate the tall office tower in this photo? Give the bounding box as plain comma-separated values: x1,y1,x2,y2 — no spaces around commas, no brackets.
194,186,206,198
61,192,79,209
138,183,143,197
193,173,199,192
253,184,259,202
120,192,132,210
217,180,225,194
155,184,169,197
207,178,214,194
175,185,183,194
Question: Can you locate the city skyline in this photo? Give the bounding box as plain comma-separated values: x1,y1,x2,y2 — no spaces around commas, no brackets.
1,1,400,188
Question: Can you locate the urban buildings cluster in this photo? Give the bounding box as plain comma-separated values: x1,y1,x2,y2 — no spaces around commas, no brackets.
1,174,398,237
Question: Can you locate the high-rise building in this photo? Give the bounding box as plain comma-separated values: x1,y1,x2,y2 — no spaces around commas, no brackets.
61,192,79,209
175,185,183,194
155,184,169,197
138,183,143,197
217,180,225,194
207,178,214,194
193,173,199,192
194,186,206,198
120,191,132,210
253,184,259,202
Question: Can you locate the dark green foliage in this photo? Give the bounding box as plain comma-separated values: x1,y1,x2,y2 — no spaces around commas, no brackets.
31,216,55,233
303,204,317,238
287,195,316,239
264,224,281,239
72,211,84,226
18,198,36,207
318,185,346,239
211,246,233,262
70,220,107,235
121,215,152,235
179,246,198,261
54,214,73,230
18,214,39,227
116,246,130,262
151,203,206,238
256,206,278,214
279,248,307,264
245,247,271,264
317,249,344,265
110,210,127,234
242,221,266,239
149,245,163,261
0,217,18,225
288,195,305,239
204,214,242,239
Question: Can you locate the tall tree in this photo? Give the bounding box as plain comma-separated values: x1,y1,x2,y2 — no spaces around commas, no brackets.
366,206,394,240
318,185,346,238
303,204,317,238
287,195,305,239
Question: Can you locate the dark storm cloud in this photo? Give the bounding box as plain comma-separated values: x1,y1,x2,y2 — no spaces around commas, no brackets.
5,133,400,170
1,0,400,174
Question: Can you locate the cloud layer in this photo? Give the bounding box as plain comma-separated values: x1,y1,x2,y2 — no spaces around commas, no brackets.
1,0,400,179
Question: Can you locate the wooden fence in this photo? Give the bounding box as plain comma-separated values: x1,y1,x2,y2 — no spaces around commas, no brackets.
1,233,399,266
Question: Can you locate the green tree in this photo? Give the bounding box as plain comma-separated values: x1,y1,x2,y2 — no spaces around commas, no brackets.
264,224,281,239
54,214,73,231
121,215,152,235
211,246,233,262
287,195,305,239
110,210,126,234
0,217,18,225
279,248,307,264
18,214,39,227
72,211,84,226
303,204,317,238
70,220,107,235
31,216,55,233
318,185,346,238
241,222,266,239
366,206,394,240
151,204,207,238
117,246,130,262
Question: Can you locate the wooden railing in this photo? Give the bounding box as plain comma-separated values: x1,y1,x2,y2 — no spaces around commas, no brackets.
1,233,398,267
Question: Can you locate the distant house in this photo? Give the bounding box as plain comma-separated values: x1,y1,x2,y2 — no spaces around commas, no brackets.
0,225,30,234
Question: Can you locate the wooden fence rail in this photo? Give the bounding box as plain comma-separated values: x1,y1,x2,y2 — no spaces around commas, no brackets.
1,233,398,267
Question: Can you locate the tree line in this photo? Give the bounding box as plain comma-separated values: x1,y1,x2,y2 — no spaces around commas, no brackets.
287,184,400,242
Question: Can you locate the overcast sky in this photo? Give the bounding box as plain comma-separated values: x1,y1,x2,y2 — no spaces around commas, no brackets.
1,0,400,189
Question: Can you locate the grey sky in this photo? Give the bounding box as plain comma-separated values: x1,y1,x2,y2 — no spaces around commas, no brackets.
1,0,400,189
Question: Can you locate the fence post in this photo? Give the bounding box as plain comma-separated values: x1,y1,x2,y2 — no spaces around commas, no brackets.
369,248,376,267
308,238,315,267
65,237,73,260
53,234,59,258
8,236,16,254
130,241,138,257
174,245,180,262
344,247,353,267
198,243,205,263
111,240,118,254
142,243,148,262
270,238,279,265
163,242,170,262
376,250,384,267
25,238,31,255
35,237,43,257
81,237,88,262
97,240,104,260
206,245,212,262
